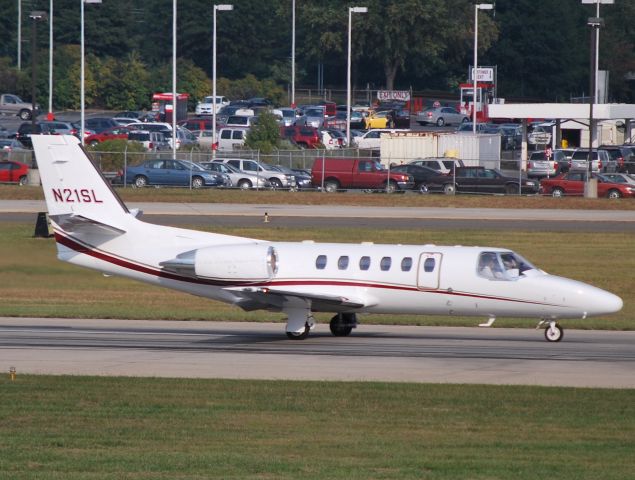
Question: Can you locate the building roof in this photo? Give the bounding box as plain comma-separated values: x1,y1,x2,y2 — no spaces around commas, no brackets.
488,103,635,120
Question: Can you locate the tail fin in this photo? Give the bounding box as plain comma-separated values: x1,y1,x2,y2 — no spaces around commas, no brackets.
32,135,130,231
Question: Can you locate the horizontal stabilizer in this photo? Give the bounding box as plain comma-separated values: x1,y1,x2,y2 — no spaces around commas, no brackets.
225,286,367,312
50,214,126,237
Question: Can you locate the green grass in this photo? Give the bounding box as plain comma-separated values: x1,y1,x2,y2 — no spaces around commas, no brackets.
3,184,635,210
0,222,633,329
0,375,633,479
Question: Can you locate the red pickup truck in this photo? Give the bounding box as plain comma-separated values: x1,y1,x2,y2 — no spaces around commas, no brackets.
311,157,414,193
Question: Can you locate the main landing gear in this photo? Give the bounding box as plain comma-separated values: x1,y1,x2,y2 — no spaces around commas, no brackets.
329,313,358,337
538,320,564,342
284,307,358,340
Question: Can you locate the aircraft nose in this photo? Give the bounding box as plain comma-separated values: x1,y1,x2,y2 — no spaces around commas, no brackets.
591,289,623,316
578,284,623,317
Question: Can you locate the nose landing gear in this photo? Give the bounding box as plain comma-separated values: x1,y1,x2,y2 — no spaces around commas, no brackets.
538,320,564,342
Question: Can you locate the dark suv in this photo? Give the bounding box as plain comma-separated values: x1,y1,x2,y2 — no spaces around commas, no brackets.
599,145,634,173
15,122,45,148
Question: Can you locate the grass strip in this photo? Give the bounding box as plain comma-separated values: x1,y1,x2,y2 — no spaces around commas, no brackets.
2,184,635,210
0,375,633,480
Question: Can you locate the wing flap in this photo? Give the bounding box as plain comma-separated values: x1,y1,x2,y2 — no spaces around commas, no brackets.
225,286,368,312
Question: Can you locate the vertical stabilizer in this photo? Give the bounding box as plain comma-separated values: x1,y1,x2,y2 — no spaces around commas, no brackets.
32,135,129,228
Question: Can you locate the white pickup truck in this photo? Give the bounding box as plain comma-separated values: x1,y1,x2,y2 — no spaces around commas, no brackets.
0,94,36,120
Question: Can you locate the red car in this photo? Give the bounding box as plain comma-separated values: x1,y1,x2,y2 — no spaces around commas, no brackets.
0,160,29,185
84,126,132,147
280,125,321,149
540,171,635,198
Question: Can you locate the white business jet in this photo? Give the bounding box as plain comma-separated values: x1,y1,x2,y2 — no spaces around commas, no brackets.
32,135,623,342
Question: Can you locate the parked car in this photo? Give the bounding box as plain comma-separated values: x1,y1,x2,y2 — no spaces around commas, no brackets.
280,125,321,149
271,165,312,189
333,110,365,130
599,145,634,173
540,171,635,198
225,115,256,128
0,160,29,185
181,118,214,132
600,173,635,186
416,106,469,127
570,149,608,173
85,126,132,146
217,127,248,151
326,128,347,147
311,157,414,193
456,122,495,133
527,150,568,178
114,111,141,120
0,139,28,154
295,107,326,128
39,120,78,136
200,161,271,189
127,130,170,151
190,130,215,149
84,117,119,134
364,110,395,129
426,167,540,195
352,129,405,150
499,124,522,150
15,122,44,148
620,145,635,173
390,164,440,193
120,159,226,188
195,95,229,115
0,93,37,120
409,157,465,174
111,117,138,126
274,107,299,127
216,158,296,189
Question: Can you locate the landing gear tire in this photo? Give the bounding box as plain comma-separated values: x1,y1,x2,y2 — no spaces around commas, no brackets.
329,313,356,337
286,323,310,340
544,323,564,342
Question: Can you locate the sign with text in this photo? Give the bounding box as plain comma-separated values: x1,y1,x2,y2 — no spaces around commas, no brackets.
470,67,494,82
377,90,411,101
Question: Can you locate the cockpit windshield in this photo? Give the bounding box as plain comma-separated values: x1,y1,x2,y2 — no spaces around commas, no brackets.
477,251,536,280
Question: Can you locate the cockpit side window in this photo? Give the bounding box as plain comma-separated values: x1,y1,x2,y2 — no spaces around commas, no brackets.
477,251,535,280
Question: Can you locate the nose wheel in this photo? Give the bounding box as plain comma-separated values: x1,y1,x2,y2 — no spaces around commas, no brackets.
544,321,564,342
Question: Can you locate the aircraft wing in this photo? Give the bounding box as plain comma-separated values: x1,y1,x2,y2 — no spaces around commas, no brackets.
224,286,367,312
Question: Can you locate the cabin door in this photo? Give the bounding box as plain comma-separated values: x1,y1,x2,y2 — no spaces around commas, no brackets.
417,252,442,290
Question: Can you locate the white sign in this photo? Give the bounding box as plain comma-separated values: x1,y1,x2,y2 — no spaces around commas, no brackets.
470,67,494,82
377,90,411,101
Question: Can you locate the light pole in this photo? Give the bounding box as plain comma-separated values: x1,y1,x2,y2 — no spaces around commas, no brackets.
212,4,233,156
29,11,47,129
291,0,295,107
473,3,493,134
585,16,603,198
346,6,367,147
48,0,53,120
17,0,22,70
172,0,177,158
581,0,614,103
81,0,102,145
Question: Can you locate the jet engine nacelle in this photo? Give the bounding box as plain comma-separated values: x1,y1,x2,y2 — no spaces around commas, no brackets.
194,244,278,281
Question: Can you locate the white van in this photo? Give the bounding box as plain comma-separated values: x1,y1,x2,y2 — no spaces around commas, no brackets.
217,128,247,151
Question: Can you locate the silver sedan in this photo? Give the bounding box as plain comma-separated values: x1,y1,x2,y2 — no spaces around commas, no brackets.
416,107,469,127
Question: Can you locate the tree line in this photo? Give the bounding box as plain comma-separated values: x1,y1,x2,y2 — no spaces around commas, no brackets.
0,0,633,111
